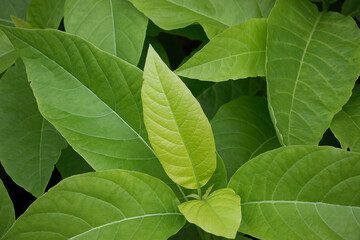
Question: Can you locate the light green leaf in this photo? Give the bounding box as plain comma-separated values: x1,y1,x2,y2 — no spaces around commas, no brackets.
0,179,14,238
56,146,94,179
2,170,185,240
267,0,360,145
179,188,241,239
0,61,67,197
0,27,170,184
128,0,262,39
211,96,280,179
65,0,147,65
27,0,65,29
142,46,216,190
0,0,31,26
175,18,267,82
228,146,360,240
11,16,33,29
197,78,266,120
331,85,360,152
342,0,360,21
255,0,275,17
0,30,17,74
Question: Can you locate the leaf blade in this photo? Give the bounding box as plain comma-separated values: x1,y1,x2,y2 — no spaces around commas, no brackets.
0,179,14,238
26,0,65,29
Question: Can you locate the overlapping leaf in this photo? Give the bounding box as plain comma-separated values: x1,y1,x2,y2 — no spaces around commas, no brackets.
255,0,275,17
65,0,147,65
2,170,185,240
267,0,360,145
0,0,31,26
211,96,280,179
27,0,65,29
0,179,14,238
0,30,17,73
0,61,67,197
128,0,262,39
229,146,360,240
176,18,267,82
331,85,360,152
342,0,360,21
142,46,216,189
0,26,170,184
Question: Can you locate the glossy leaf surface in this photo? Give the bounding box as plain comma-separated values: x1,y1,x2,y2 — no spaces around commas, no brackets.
0,61,67,197
0,179,14,238
2,170,185,240
27,0,65,29
65,0,147,65
229,146,360,240
176,19,266,82
142,46,216,189
267,0,360,145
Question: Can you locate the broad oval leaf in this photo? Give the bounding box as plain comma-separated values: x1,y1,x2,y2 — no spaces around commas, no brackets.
128,0,262,39
0,0,31,26
0,30,17,74
331,85,360,152
65,0,147,65
142,46,216,189
267,0,360,145
176,18,267,82
229,146,360,240
0,26,169,183
211,96,280,179
0,61,67,197
0,179,14,238
26,0,65,29
179,188,241,239
2,170,185,240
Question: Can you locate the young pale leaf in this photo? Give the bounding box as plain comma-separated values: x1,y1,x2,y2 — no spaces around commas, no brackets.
128,0,262,39
178,188,241,239
211,96,280,179
267,0,360,146
65,0,147,65
0,61,67,197
0,0,31,26
342,0,360,21
142,46,216,190
0,179,14,238
2,170,185,240
0,27,170,184
176,18,267,82
0,30,17,73
229,146,360,240
11,16,33,29
331,85,360,152
26,0,65,29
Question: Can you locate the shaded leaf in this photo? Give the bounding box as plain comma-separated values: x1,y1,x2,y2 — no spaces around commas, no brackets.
331,85,360,152
65,0,147,65
27,0,65,29
179,188,241,239
0,30,17,74
176,18,267,82
2,170,185,240
229,146,360,240
0,0,31,26
128,0,262,39
0,179,14,238
342,0,360,21
267,0,360,145
0,61,67,197
255,0,275,17
142,46,216,190
211,96,280,179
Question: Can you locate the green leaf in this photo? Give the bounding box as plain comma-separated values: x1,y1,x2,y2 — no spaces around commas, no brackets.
211,96,280,179
267,0,360,145
255,0,275,17
179,188,241,239
0,27,170,184
175,18,267,82
197,78,266,120
26,0,65,29
342,0,360,21
128,0,262,39
0,61,67,197
64,0,147,65
331,85,360,152
0,30,17,74
0,179,14,238
56,146,94,179
11,16,33,29
0,0,31,26
228,146,360,240
142,46,216,190
2,170,185,240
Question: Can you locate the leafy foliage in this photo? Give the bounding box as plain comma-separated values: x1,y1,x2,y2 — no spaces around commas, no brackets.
0,0,359,239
